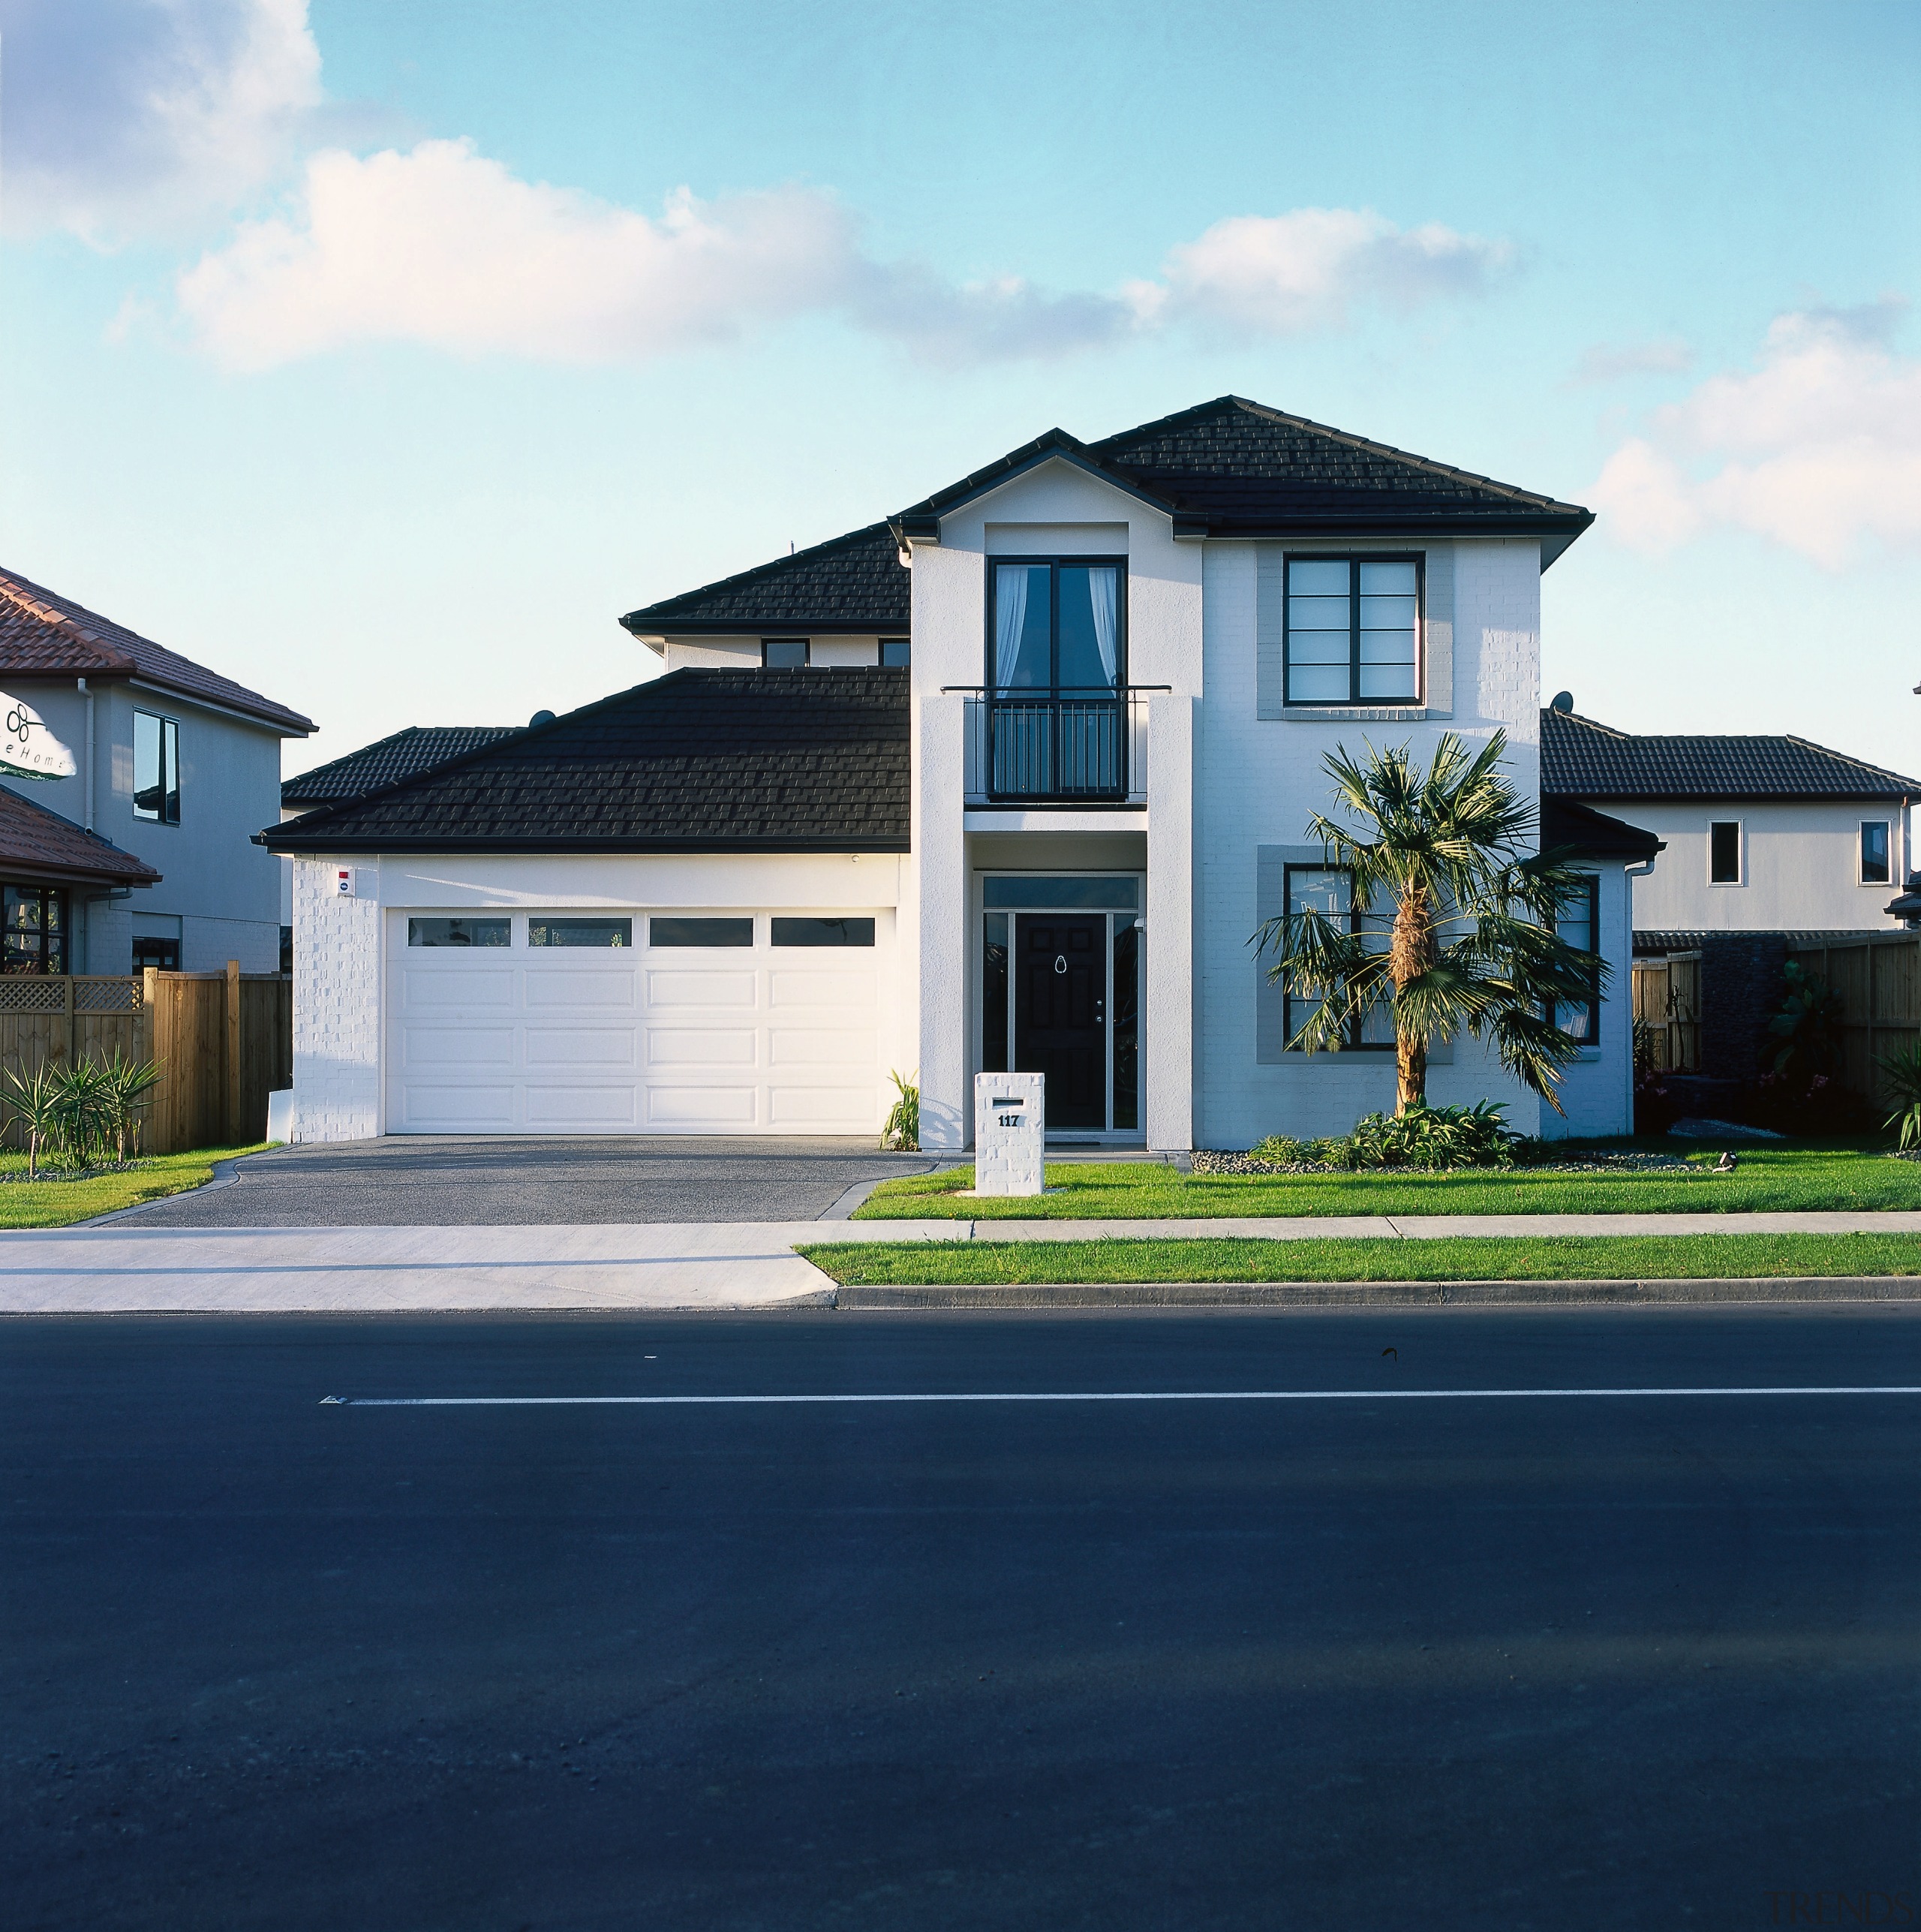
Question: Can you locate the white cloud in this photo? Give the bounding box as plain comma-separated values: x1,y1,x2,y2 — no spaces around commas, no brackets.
170,134,1508,369
1592,299,1921,567
1568,336,1694,386
1127,207,1511,337
177,141,862,367
0,0,323,242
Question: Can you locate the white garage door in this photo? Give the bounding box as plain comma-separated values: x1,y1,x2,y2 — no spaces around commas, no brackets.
386,911,885,1134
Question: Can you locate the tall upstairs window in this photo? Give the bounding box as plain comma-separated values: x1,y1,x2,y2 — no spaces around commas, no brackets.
134,710,180,823
1284,557,1420,705
987,560,1126,799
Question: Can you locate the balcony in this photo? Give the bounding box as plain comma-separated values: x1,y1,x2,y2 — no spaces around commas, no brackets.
954,688,1159,807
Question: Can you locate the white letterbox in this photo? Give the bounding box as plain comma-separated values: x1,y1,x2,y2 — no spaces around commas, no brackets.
974,1071,1045,1196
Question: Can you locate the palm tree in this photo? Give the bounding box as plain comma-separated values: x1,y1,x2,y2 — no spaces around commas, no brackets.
1253,731,1606,1117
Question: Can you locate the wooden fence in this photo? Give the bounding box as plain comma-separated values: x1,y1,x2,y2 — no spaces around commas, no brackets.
1631,952,1701,1073
1784,932,1921,1107
0,964,291,1153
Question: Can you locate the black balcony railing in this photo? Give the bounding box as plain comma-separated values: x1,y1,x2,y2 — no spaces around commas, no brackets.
952,688,1161,805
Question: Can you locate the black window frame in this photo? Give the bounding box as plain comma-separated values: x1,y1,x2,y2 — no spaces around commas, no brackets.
1709,820,1742,885
1281,553,1424,708
761,638,810,669
1549,873,1603,1049
2,883,69,975
133,709,182,824
1861,820,1892,886
985,556,1128,695
879,638,910,668
1279,864,1394,1052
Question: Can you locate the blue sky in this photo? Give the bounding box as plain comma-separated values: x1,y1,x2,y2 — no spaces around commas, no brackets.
2,0,1917,772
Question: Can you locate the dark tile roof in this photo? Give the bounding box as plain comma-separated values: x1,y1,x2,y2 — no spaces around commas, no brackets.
265,668,909,855
0,567,315,734
1540,796,1662,862
1541,706,1921,801
894,396,1593,542
620,523,909,637
0,784,161,886
282,725,522,808
1634,928,1884,955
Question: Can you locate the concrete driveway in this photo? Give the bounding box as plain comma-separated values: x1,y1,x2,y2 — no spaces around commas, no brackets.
122,1136,939,1227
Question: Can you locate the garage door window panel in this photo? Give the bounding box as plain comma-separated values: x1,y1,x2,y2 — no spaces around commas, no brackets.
771,917,875,946
530,917,631,947
651,917,753,947
408,917,510,947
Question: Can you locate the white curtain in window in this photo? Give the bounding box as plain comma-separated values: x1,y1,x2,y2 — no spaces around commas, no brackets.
1087,567,1118,688
994,565,1028,690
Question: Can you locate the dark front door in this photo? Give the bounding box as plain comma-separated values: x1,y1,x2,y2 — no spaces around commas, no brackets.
1014,914,1106,1130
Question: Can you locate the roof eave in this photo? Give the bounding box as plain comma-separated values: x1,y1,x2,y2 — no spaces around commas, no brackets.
260,833,912,856
620,616,908,637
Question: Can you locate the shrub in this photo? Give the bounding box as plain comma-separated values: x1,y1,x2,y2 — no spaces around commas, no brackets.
1252,1102,1518,1172
881,1070,920,1151
1876,1041,1921,1150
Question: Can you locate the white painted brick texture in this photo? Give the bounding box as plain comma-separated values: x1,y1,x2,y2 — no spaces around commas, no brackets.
292,857,382,1142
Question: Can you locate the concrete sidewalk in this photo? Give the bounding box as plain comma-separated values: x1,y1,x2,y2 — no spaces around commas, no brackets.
4,1211,1920,1313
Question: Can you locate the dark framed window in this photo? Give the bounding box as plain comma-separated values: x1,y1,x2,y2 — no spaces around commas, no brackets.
1551,874,1601,1046
1280,866,1394,1050
1709,820,1742,884
879,639,910,668
648,916,752,947
762,638,810,669
771,917,873,946
1282,556,1421,706
132,934,180,971
528,917,630,948
409,916,510,948
133,710,181,823
2,884,68,974
988,558,1125,694
982,911,1009,1073
1862,821,1892,886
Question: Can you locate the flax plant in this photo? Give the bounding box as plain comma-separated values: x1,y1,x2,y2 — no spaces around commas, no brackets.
1253,731,1607,1116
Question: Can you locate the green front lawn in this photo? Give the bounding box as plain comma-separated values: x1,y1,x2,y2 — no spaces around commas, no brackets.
856,1144,1921,1220
803,1231,1921,1286
0,1145,271,1230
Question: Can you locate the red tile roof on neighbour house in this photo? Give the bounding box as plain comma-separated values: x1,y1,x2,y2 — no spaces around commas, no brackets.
0,567,315,735
0,784,161,886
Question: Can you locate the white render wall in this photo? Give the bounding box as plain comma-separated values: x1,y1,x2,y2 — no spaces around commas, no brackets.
906,456,1204,1148
1539,860,1635,1141
292,855,383,1142
1193,537,1553,1149
1615,799,1910,935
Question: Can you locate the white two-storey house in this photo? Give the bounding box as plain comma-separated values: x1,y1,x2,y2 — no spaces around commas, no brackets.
269,396,1652,1147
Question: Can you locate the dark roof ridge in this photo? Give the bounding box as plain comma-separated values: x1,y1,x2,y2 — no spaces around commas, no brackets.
1094,394,1590,515
890,426,1182,534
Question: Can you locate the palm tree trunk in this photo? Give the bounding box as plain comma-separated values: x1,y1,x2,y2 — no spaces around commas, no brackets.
1396,1033,1428,1114
1390,884,1436,1116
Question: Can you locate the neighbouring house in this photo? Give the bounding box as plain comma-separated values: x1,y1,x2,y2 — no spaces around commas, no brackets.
266,393,1655,1148
279,724,522,970
0,568,313,974
1541,699,1919,951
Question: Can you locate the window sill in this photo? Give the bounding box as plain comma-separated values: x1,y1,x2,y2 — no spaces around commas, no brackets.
1276,705,1442,723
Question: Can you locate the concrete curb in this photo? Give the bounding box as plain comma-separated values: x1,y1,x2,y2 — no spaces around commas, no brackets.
831,1276,1921,1310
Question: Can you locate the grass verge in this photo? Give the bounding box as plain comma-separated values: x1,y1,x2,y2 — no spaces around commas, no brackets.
858,1145,1921,1220
0,1145,271,1230
801,1232,1921,1286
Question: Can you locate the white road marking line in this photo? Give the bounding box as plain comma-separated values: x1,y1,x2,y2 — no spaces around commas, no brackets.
330,1386,1921,1407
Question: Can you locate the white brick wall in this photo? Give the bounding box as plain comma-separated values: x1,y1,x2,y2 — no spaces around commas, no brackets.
1195,538,1550,1148
291,856,382,1142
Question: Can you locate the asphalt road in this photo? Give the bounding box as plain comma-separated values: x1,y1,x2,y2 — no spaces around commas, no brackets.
122,1136,938,1226
5,1307,1918,1930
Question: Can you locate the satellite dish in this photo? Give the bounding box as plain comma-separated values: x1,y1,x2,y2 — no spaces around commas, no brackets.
528,709,557,727
1550,691,1574,713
